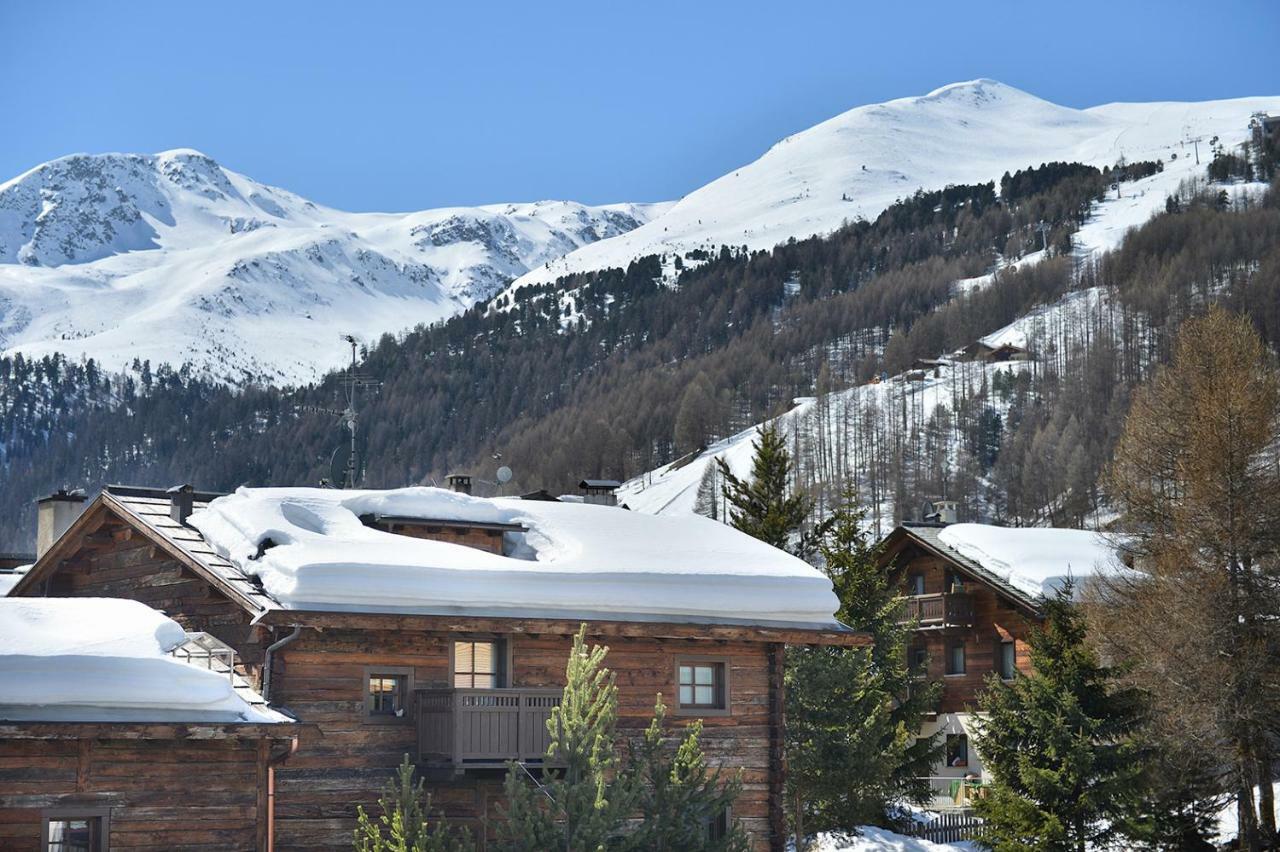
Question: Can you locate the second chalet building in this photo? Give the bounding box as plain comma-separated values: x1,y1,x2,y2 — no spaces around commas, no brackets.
877,509,1121,810
6,483,859,851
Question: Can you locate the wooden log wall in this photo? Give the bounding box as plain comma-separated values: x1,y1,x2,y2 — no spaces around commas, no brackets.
42,518,267,685
0,736,274,851
271,628,779,852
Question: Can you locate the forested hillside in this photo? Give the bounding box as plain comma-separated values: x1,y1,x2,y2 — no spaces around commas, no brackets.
1,134,1277,549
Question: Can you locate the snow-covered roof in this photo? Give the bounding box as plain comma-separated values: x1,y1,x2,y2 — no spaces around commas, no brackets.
933,523,1122,600
0,598,289,723
189,486,842,628
0,565,31,597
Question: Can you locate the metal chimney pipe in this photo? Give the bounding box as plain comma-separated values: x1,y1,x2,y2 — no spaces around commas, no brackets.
167,483,195,525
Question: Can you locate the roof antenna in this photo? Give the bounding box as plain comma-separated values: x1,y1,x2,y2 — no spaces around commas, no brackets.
315,335,381,488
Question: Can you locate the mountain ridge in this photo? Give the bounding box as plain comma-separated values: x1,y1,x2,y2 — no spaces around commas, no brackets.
501,80,1280,297
0,148,667,384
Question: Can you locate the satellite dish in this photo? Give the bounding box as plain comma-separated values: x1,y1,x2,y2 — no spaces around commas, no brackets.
496,466,513,484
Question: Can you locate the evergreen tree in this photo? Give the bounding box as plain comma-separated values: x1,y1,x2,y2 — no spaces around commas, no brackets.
717,424,812,555
973,587,1147,851
693,462,720,520
785,495,941,848
353,754,472,852
499,626,639,851
500,627,749,850
627,698,748,852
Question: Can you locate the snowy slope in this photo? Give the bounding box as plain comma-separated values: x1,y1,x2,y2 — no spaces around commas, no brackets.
505,80,1280,295
616,118,1242,527
0,149,667,384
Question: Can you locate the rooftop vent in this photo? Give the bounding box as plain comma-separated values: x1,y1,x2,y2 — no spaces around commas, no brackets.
167,483,195,525
446,473,472,495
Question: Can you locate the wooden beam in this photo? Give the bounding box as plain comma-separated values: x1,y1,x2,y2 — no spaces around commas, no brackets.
255,609,869,647
767,642,786,852
0,721,298,741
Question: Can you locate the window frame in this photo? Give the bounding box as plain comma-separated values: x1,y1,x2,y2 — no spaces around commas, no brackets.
944,641,966,676
906,572,925,596
945,733,969,768
363,665,414,723
909,645,929,679
42,807,110,852
673,656,731,717
998,640,1017,681
449,637,511,689
704,805,733,842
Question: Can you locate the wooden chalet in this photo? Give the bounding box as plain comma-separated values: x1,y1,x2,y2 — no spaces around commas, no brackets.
0,598,297,852
876,520,1117,809
9,483,861,851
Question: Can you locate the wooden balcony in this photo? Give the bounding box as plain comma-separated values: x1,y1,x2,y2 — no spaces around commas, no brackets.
900,593,974,628
415,687,563,768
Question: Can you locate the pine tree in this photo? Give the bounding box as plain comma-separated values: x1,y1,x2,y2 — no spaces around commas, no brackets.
627,697,749,852
498,625,640,852
717,424,812,555
353,754,472,852
973,587,1147,851
785,495,941,848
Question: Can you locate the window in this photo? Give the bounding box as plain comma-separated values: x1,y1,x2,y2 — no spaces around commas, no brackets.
675,658,729,715
704,807,730,841
946,733,969,768
909,646,928,678
453,640,507,688
945,641,966,675
944,570,965,594
364,666,413,721
43,809,108,852
998,641,1017,680
907,573,925,596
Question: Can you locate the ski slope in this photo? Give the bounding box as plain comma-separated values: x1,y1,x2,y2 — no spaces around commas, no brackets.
506,80,1279,295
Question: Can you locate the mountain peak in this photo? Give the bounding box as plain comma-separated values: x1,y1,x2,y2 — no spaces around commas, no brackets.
922,78,1018,99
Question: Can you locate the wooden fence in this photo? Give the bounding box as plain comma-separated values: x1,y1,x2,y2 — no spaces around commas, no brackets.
906,810,985,842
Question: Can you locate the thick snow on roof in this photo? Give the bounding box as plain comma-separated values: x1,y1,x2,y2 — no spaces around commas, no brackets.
936,523,1121,599
189,486,842,627
0,598,286,723
0,565,31,596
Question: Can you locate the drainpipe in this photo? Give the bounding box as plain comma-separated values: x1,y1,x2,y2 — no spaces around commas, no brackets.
261,626,302,704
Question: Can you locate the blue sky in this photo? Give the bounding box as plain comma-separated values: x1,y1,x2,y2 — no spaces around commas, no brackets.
4,0,1277,211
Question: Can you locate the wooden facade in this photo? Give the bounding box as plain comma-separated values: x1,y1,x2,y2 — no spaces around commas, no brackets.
9,488,859,851
878,524,1039,713
0,723,294,852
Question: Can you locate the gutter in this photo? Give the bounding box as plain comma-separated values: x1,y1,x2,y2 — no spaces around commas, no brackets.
261,626,303,704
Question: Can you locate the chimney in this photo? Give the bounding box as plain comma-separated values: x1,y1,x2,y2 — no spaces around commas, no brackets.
167,483,195,525
36,489,88,557
579,479,621,507
925,500,959,525
446,473,473,495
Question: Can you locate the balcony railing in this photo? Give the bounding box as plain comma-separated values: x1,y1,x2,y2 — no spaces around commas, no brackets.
900,593,974,627
416,687,563,768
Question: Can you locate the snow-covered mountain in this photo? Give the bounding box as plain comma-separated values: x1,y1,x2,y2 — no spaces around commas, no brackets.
505,80,1280,295
0,149,667,383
